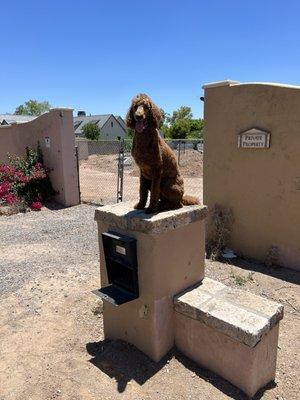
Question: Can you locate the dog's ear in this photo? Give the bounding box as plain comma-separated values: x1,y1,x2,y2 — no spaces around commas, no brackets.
149,101,162,129
125,104,135,129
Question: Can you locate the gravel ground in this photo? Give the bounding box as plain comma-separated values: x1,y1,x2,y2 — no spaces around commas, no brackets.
0,204,299,400
0,204,98,296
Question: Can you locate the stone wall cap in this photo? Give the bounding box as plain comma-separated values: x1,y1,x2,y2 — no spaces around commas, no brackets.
174,277,284,347
94,201,208,234
203,81,300,90
202,80,240,89
233,81,300,89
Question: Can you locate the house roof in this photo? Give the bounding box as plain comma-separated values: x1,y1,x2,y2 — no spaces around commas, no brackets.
0,114,36,125
74,114,127,135
73,114,112,135
116,116,127,131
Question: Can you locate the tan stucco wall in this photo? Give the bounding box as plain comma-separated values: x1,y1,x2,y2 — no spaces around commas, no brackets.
76,139,89,160
0,109,80,207
203,81,300,270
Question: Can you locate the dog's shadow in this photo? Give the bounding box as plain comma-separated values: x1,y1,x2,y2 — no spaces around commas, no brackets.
86,339,169,392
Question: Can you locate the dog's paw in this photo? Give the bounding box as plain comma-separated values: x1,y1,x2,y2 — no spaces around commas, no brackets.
145,206,158,214
134,202,145,210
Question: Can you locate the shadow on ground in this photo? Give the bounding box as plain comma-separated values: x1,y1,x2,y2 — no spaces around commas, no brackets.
86,339,169,393
43,201,67,211
86,339,275,399
224,257,300,285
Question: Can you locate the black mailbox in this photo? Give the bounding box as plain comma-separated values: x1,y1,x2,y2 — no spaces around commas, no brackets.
93,231,139,306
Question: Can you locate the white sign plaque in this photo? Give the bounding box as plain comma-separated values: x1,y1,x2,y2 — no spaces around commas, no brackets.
238,129,270,149
116,245,126,255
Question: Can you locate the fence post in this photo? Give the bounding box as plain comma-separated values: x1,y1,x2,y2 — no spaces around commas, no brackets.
117,139,124,202
75,146,81,203
178,140,181,166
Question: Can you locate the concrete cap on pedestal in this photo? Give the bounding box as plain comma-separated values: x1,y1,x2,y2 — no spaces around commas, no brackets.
94,202,208,234
174,278,284,347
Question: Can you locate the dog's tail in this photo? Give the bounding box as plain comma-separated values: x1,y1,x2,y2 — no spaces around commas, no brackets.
182,195,201,206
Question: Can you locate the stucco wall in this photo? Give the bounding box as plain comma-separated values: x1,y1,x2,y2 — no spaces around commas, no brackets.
0,108,80,207
76,139,89,160
203,81,300,270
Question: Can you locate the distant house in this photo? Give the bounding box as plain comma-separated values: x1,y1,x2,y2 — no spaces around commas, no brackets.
0,114,36,126
116,115,127,131
74,112,127,139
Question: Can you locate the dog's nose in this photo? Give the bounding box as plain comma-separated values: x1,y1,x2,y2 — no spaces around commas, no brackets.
135,114,143,120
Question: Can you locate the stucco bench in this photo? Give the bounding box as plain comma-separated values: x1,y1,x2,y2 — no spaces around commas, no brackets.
174,278,284,398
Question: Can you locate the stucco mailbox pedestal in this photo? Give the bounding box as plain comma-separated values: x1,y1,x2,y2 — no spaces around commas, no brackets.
94,202,207,362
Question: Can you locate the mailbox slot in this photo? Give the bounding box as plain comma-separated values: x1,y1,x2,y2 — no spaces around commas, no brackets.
93,231,139,306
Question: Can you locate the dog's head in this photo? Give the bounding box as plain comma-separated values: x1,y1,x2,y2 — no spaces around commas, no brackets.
126,93,162,133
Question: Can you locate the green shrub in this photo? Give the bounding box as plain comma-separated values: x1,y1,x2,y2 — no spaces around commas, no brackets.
168,119,190,139
82,123,101,140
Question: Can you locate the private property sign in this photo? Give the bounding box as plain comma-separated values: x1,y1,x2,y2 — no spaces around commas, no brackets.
238,129,270,148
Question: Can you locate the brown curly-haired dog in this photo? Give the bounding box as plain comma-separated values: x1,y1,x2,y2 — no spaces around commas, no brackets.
126,93,200,214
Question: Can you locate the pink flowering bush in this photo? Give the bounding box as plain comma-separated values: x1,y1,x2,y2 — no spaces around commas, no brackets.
0,144,54,211
30,201,42,211
0,182,11,196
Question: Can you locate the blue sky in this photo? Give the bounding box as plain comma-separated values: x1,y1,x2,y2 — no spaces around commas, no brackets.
1,0,299,118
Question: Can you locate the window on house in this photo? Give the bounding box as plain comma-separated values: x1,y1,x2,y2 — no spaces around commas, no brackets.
111,121,113,127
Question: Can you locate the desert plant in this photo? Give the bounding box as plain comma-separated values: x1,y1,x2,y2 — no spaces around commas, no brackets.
207,204,234,260
230,271,255,286
265,245,280,268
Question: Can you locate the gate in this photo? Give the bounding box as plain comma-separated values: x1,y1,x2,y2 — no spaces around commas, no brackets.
77,138,203,206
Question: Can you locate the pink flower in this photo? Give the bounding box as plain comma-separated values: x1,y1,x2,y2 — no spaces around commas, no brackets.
34,162,43,170
0,182,11,196
31,201,42,211
2,193,17,204
14,171,30,183
0,165,16,181
30,164,46,180
20,175,30,183
31,170,46,180
0,165,11,174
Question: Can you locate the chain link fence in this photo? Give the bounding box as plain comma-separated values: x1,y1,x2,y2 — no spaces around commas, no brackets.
77,138,203,206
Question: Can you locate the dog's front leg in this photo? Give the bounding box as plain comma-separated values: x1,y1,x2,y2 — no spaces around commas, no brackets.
146,169,161,214
134,174,149,209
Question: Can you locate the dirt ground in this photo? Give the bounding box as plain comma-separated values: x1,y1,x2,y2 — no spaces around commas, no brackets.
0,205,299,400
79,151,203,205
